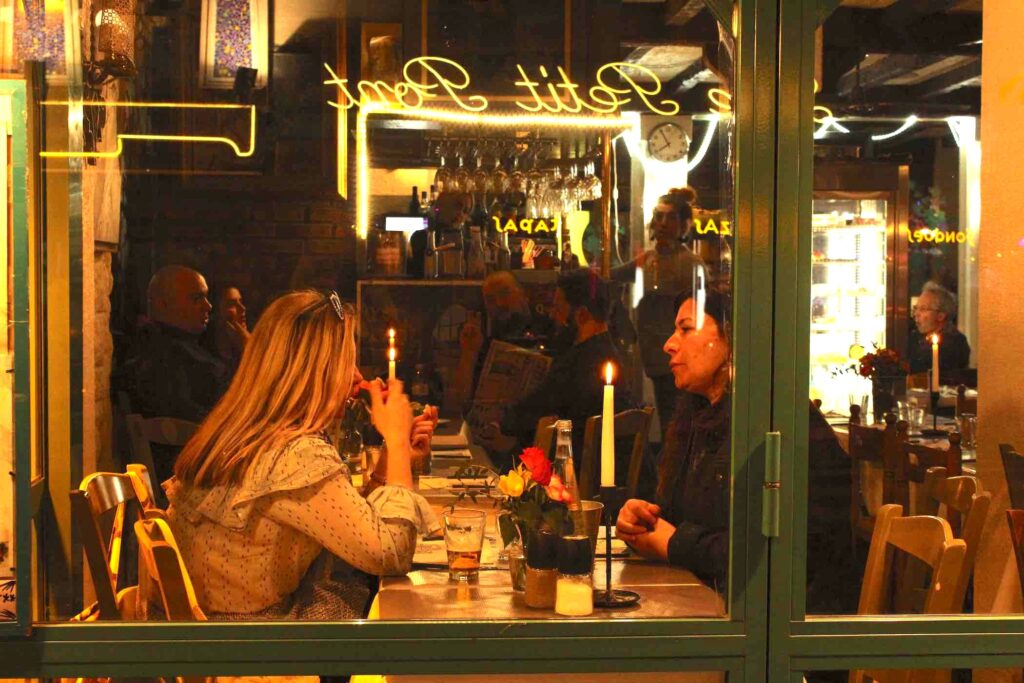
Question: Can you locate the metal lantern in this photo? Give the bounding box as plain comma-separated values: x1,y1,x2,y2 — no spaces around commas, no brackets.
90,0,136,81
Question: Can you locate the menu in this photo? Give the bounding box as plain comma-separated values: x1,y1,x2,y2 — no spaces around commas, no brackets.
465,340,552,436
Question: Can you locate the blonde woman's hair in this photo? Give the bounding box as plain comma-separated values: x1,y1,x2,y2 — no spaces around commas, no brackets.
174,290,355,487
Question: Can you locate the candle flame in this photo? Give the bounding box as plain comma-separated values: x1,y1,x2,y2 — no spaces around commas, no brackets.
931,333,940,345
388,347,396,361
388,327,395,342
604,362,614,385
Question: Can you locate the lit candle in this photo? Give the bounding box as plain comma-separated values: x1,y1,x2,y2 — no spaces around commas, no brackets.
388,346,397,382
931,334,940,392
601,362,615,488
388,327,396,349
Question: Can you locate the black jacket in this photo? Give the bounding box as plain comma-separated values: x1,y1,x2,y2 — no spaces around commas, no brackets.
908,327,971,381
658,394,859,613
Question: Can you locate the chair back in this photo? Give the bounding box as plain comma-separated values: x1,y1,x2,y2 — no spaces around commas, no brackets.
1006,509,1024,606
895,433,963,514
125,414,199,505
579,407,654,500
848,414,906,550
915,467,991,612
906,372,930,391
851,505,967,683
955,385,977,418
135,517,206,621
532,415,558,460
70,471,147,620
1000,444,1024,510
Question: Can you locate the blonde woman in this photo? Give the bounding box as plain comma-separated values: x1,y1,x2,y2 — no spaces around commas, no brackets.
166,290,437,620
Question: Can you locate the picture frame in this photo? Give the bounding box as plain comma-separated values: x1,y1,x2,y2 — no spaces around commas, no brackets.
360,22,403,85
198,0,269,90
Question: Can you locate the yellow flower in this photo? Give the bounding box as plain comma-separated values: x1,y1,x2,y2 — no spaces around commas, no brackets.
498,468,526,497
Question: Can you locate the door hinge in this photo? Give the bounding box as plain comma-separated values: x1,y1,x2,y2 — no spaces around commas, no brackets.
762,431,781,538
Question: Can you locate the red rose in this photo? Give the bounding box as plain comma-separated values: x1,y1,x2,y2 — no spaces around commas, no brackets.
519,446,553,486
545,473,574,504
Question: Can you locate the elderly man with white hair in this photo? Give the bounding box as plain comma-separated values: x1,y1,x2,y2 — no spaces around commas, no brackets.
908,282,971,382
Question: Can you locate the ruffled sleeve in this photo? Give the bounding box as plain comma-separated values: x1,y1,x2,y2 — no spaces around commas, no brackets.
166,435,347,530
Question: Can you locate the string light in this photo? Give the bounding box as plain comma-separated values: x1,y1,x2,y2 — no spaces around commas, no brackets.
870,115,918,141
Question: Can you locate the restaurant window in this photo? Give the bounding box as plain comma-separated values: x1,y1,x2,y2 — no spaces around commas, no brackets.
802,0,1024,621
25,0,749,629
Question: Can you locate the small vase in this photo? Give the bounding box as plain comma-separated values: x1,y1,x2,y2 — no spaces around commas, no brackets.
872,375,907,422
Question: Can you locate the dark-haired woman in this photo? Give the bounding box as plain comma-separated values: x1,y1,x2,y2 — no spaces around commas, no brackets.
612,188,705,437
615,292,858,613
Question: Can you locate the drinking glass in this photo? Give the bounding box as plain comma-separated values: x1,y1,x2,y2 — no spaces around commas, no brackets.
848,393,869,419
959,413,978,452
909,407,926,431
442,509,487,582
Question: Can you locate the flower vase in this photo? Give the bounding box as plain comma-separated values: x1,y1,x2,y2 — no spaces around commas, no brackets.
872,375,907,423
507,538,526,592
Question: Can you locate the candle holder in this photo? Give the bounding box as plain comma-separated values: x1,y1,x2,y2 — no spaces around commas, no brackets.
594,485,640,609
920,390,946,438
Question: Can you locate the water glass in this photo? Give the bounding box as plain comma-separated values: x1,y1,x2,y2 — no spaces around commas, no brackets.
959,413,978,452
442,509,487,583
909,407,926,430
848,394,869,419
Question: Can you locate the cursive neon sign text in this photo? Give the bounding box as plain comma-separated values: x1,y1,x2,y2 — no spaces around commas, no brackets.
324,57,679,116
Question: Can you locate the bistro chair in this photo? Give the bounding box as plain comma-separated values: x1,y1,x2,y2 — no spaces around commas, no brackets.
955,385,977,418
850,504,967,683
895,434,964,516
70,470,154,620
848,412,906,557
579,407,654,500
1006,509,1024,606
125,414,199,507
135,517,206,622
899,467,990,614
532,415,558,460
1000,444,1024,510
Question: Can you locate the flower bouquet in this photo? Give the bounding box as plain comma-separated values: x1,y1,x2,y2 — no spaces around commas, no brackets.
848,344,909,421
496,446,573,547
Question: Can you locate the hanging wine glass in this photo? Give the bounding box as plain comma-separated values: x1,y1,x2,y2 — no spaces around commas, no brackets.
433,141,451,194
452,142,471,194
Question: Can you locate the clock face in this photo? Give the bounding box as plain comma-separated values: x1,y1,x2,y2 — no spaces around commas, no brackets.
646,122,690,162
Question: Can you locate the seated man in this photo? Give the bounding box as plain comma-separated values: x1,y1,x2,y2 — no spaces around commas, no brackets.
448,271,552,411
116,265,236,482
908,283,971,383
480,270,635,473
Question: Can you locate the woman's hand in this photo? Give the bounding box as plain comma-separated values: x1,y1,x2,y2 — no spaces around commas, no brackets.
616,498,661,537
459,317,484,357
410,405,439,462
368,378,413,446
619,518,675,562
224,319,251,353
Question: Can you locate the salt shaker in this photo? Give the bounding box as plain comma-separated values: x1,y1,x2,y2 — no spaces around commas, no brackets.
555,535,594,616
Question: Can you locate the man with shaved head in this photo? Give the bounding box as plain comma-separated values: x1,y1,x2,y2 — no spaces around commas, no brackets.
116,265,236,483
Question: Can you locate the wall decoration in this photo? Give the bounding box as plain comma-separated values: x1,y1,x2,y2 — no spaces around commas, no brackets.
0,0,67,76
199,0,268,89
360,22,402,85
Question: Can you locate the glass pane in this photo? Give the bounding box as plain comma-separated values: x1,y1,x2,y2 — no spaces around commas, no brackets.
0,89,14,621
803,0,1024,618
34,0,744,628
808,668,1000,683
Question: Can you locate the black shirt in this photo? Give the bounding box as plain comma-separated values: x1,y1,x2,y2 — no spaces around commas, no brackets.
500,331,634,468
658,394,859,613
908,326,971,381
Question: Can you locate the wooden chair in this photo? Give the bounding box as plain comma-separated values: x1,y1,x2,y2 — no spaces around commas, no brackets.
134,517,206,622
532,415,558,460
125,414,199,506
850,504,967,683
579,407,654,500
895,434,963,515
70,471,152,620
905,467,990,613
1006,509,1024,606
906,372,930,391
847,413,907,553
1000,444,1024,510
955,385,976,418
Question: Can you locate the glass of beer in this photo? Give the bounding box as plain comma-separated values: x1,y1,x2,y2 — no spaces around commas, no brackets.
442,509,487,582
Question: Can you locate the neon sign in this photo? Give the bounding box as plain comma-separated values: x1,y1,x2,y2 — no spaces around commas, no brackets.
694,218,732,236
908,227,976,247
324,57,679,116
492,215,562,235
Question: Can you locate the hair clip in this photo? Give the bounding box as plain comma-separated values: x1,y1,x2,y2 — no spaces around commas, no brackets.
328,291,344,321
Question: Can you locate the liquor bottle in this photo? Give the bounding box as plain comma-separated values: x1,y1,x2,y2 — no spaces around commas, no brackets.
419,191,429,215
496,230,511,271
553,420,586,535
408,186,420,216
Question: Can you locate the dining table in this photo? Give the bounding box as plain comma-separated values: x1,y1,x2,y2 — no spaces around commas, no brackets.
351,434,728,683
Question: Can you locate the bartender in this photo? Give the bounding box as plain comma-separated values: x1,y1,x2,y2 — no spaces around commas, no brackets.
409,191,471,278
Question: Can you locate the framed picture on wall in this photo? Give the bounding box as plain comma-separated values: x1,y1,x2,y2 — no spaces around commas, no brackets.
199,0,269,89
360,22,403,84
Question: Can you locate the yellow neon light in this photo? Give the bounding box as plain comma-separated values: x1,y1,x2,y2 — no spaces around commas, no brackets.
39,101,257,159
326,57,679,117
707,88,732,115
492,215,561,234
352,101,636,238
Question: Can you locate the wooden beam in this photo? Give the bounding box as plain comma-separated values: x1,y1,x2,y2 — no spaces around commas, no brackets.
823,8,981,54
910,57,981,98
884,0,963,25
665,0,705,26
702,0,732,28
836,53,966,97
620,2,716,48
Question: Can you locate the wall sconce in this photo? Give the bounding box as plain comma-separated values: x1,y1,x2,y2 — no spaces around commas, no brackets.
83,0,136,155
